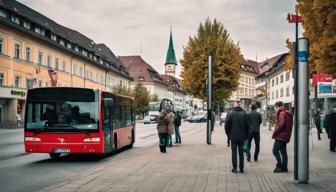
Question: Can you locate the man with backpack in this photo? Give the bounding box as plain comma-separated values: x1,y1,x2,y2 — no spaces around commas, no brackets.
174,112,182,144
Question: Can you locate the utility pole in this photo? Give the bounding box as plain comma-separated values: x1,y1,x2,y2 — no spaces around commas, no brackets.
207,56,212,144
297,38,309,184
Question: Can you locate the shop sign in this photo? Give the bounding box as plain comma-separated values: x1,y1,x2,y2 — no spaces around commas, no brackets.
11,90,26,97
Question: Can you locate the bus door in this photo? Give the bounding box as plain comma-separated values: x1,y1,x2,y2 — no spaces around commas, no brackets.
102,98,113,153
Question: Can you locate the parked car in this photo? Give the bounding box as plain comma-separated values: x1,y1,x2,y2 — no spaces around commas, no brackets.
185,116,194,123
190,112,207,123
219,112,228,125
144,115,158,124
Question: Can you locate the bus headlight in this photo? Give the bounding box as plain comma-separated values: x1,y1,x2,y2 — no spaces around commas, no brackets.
25,137,41,142
83,138,100,142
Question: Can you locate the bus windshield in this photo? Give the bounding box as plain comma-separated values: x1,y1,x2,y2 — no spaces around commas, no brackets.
25,88,99,132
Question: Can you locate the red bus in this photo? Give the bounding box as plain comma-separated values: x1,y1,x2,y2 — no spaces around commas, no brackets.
24,87,135,158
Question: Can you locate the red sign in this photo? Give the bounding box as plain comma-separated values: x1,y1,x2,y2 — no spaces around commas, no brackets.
48,70,58,87
287,13,303,23
312,74,333,87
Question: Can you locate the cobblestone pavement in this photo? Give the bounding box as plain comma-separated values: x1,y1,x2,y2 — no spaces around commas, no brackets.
41,124,336,192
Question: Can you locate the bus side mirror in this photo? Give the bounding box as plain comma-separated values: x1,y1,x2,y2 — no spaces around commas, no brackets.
103,98,113,107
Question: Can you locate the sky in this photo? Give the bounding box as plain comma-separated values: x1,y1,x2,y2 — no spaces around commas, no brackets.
18,0,299,77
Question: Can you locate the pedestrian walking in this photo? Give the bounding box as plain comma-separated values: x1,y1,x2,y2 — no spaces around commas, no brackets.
157,109,170,153
174,111,182,144
314,110,322,140
211,112,215,132
225,101,250,173
167,109,174,147
272,101,293,173
325,108,336,152
247,103,262,162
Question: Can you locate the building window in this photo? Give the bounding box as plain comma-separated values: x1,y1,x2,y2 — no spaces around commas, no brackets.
73,64,77,75
51,34,57,41
286,72,290,81
82,50,87,56
25,47,31,61
272,92,274,99
11,15,20,24
0,73,4,85
14,76,21,88
276,77,278,85
94,55,97,61
79,67,83,77
35,27,41,34
280,75,284,83
0,9,7,18
280,88,284,97
26,79,33,89
276,90,278,98
47,55,52,68
67,43,72,49
139,76,144,81
14,43,20,59
45,81,49,87
272,79,274,87
23,21,31,29
62,62,66,72
286,87,290,97
99,58,103,64
38,52,43,65
59,39,65,46
74,46,79,52
55,58,59,70
0,39,3,54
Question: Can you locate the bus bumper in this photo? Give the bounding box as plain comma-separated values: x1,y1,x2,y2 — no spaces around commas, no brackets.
25,142,103,154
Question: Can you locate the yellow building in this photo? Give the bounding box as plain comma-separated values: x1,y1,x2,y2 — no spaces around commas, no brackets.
0,0,132,124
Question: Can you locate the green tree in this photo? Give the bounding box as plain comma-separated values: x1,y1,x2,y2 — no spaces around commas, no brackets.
133,82,150,117
150,94,159,102
112,84,132,96
294,0,336,76
180,18,242,102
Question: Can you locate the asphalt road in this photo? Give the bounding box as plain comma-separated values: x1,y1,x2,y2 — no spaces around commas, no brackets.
0,121,206,192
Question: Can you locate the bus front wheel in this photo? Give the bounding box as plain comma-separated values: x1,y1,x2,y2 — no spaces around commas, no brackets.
49,153,61,159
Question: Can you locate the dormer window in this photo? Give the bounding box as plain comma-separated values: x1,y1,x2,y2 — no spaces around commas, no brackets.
35,27,41,34
0,9,7,18
23,21,30,29
93,55,97,61
89,53,93,59
82,50,87,56
11,15,20,24
59,39,65,46
74,46,79,52
99,58,103,64
67,42,72,49
51,34,57,41
139,76,144,81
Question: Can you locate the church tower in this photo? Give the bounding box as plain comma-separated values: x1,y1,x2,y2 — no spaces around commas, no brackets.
164,29,177,77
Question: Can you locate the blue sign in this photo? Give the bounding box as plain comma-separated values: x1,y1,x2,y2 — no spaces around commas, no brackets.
298,51,308,62
319,84,332,94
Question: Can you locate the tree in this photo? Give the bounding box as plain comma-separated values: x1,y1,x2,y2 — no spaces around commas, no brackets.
112,84,132,96
291,0,336,76
150,94,159,102
133,82,150,117
180,18,242,102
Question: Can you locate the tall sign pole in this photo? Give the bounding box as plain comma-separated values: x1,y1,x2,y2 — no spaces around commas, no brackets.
298,38,309,184
207,56,212,144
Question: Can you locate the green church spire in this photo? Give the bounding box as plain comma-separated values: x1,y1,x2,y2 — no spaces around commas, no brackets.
165,29,177,65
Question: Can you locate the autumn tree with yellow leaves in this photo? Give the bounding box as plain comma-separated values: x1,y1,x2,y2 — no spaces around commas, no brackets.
287,0,336,76
180,18,242,102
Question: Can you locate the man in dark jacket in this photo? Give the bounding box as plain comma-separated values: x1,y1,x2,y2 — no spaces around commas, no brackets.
272,101,293,173
174,112,182,144
314,110,322,140
325,108,336,152
247,103,262,162
225,101,250,173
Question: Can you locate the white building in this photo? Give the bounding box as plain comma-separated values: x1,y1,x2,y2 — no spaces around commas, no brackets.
229,59,259,109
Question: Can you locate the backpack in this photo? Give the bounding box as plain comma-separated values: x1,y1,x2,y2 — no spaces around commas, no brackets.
174,115,181,126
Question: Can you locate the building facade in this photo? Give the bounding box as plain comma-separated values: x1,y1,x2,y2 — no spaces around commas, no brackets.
0,0,132,123
228,59,259,109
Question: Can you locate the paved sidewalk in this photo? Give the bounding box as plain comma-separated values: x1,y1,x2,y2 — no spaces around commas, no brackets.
41,124,336,192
